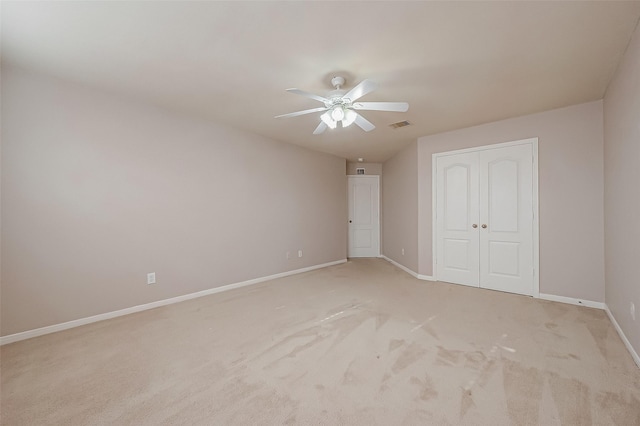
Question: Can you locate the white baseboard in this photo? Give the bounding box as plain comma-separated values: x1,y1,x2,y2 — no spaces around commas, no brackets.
378,264,603,309
0,259,347,346
418,273,435,281
605,304,640,369
538,293,605,310
381,255,435,281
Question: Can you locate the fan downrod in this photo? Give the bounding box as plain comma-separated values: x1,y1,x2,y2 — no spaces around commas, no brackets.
331,76,345,90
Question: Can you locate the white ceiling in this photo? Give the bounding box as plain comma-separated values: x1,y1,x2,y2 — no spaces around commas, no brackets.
3,1,640,162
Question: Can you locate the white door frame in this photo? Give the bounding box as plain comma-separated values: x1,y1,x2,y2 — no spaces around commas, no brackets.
347,175,381,258
432,138,539,297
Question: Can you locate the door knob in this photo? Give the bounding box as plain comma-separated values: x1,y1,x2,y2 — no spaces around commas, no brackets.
472,224,478,228
481,224,487,228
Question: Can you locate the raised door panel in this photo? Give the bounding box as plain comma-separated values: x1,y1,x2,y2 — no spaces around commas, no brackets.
354,183,373,226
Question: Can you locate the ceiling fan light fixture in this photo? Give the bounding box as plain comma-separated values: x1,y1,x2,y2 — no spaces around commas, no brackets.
342,109,357,127
320,112,337,129
331,106,345,121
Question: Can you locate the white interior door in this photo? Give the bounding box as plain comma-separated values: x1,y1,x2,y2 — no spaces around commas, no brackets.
434,140,537,296
436,152,480,286
479,144,534,295
348,176,380,258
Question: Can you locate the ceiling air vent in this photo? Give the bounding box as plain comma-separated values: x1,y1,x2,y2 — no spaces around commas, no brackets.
389,120,411,129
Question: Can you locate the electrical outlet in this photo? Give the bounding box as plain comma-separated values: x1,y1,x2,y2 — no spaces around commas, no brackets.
402,248,405,256
147,272,156,285
631,302,636,321
298,250,303,258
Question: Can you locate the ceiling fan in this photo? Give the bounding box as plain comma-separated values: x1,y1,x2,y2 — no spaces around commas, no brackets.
275,76,409,134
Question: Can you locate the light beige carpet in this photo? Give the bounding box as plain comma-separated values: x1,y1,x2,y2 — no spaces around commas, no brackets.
1,258,639,425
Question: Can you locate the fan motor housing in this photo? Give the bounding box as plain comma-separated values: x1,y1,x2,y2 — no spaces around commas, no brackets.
327,89,347,104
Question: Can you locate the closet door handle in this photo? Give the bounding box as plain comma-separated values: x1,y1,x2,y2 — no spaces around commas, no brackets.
472,224,478,228
481,224,487,229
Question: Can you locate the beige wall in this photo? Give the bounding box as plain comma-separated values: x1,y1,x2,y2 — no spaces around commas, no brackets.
346,162,382,176
603,23,640,356
381,142,418,272
416,101,605,302
1,66,347,336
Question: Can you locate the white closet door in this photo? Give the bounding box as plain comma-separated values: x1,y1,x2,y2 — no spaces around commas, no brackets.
436,152,480,287
479,144,534,295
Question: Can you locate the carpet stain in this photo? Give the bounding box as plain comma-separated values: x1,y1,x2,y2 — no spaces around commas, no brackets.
254,308,368,369
342,359,362,385
391,342,428,374
230,356,246,366
379,373,392,393
223,376,262,401
374,312,391,330
388,339,404,352
410,374,438,401
502,358,544,426
422,324,440,340
541,301,570,320
579,307,606,320
582,319,609,359
287,371,308,383
595,391,640,425
267,333,329,369
548,372,592,425
476,359,497,388
435,346,462,367
257,326,326,360
463,351,487,370
535,328,569,341
326,310,375,351
459,388,475,419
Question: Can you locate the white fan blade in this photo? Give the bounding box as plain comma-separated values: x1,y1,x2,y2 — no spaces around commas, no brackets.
313,122,328,135
354,113,375,132
275,107,328,119
343,79,377,102
353,102,409,112
286,88,330,104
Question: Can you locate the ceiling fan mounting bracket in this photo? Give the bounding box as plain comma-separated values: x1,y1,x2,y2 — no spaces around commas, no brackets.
330,76,346,90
